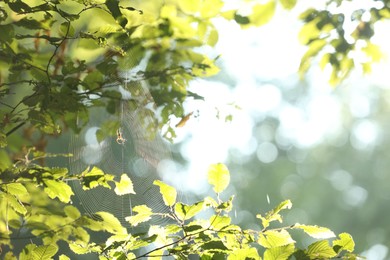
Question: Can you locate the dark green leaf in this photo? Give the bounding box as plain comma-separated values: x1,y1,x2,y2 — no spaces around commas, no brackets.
234,13,250,25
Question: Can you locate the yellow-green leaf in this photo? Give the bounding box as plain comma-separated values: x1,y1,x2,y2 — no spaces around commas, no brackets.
125,205,153,226
209,215,231,230
228,248,260,260
59,255,71,260
178,0,201,13
258,230,295,248
333,232,355,253
298,18,320,44
32,244,58,259
279,0,297,10
174,201,204,221
264,244,295,260
2,193,27,215
44,179,74,203
293,224,336,239
69,242,91,254
257,200,292,229
362,42,382,62
249,0,276,27
153,180,177,206
207,163,230,193
306,240,337,258
94,212,127,235
4,183,28,196
64,205,81,220
114,174,135,195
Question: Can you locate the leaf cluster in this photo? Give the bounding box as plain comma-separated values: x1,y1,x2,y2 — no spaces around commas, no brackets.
297,0,388,85
0,159,361,259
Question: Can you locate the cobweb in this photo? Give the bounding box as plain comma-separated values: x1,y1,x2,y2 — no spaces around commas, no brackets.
69,62,172,226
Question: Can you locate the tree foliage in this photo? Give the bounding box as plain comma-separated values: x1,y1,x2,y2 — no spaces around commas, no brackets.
1,0,386,258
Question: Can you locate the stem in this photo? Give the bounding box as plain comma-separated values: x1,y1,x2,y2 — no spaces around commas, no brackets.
5,122,25,136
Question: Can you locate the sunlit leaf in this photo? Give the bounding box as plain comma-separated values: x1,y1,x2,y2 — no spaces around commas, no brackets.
279,0,297,10
362,42,382,62
256,200,292,229
228,248,260,260
207,163,230,193
59,255,71,260
95,212,127,234
333,232,355,253
293,224,335,239
32,244,58,259
258,230,295,248
306,240,337,258
200,0,224,18
153,180,177,206
125,205,153,226
69,242,91,254
114,174,135,195
44,179,74,203
3,183,28,196
174,201,204,221
249,0,276,27
210,215,231,230
178,0,201,13
298,18,320,45
2,193,27,215
263,244,295,260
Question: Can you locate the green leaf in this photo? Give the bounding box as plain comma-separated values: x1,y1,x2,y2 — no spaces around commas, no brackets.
59,255,71,260
32,244,58,259
264,244,295,260
228,248,260,260
258,230,295,248
249,0,276,27
201,240,228,251
333,232,355,253
125,205,153,226
207,163,230,193
293,224,336,239
3,183,28,196
234,13,250,25
174,201,204,221
153,180,177,206
306,240,337,259
114,174,135,195
44,179,74,203
279,0,297,10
